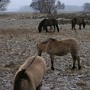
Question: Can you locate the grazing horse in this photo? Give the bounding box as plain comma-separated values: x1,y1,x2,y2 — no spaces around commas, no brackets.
14,56,46,90
71,17,86,30
37,38,81,70
38,18,59,32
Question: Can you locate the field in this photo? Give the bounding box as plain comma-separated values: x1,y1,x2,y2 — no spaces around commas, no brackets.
0,13,90,90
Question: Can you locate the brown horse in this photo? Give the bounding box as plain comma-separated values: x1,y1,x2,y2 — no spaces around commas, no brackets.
71,17,86,30
37,38,81,70
14,56,46,90
38,18,59,32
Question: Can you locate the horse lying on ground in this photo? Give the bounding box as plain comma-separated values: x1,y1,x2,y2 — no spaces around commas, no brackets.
71,16,86,30
14,56,46,90
38,18,59,32
37,38,81,70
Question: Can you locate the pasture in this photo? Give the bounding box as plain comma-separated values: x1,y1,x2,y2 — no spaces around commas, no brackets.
0,13,90,90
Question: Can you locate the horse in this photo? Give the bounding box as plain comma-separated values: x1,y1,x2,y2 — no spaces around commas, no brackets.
71,17,86,30
37,38,81,70
38,18,59,32
14,56,46,90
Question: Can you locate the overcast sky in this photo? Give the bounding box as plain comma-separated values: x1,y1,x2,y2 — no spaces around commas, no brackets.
7,0,90,11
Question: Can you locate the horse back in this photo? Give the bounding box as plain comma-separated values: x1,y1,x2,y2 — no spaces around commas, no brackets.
44,18,58,26
63,38,79,53
26,56,46,87
46,38,79,55
72,17,84,25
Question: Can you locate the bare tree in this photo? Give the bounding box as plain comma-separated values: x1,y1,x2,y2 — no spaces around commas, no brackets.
82,3,90,12
0,0,10,11
30,0,65,14
61,3,65,10
56,1,65,9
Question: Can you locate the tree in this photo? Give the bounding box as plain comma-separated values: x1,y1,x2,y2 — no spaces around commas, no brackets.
30,0,65,14
0,0,10,11
56,1,65,10
82,3,90,12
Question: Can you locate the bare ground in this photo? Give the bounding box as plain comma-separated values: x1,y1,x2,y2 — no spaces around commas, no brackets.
0,13,90,90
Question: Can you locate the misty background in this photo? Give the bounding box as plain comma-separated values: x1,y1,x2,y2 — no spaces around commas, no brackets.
0,0,90,12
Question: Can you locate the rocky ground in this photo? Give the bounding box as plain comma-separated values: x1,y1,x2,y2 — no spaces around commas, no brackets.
0,13,90,90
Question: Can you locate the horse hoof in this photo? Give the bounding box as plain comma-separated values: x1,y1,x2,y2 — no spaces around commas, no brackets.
57,31,59,32
39,31,41,33
71,66,76,69
78,66,81,70
51,67,54,70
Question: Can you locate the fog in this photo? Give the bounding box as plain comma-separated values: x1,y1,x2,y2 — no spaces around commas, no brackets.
7,0,90,11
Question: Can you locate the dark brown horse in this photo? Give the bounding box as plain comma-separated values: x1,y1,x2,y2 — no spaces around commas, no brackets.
71,17,86,30
14,56,46,90
38,18,59,32
37,38,81,70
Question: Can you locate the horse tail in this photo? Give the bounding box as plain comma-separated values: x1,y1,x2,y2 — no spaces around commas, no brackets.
14,56,36,90
14,69,30,90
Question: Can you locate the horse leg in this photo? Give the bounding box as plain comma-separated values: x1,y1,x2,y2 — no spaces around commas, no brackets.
56,25,59,32
36,83,42,90
43,25,48,32
74,24,76,30
71,24,74,30
50,55,54,70
71,54,77,69
71,54,81,70
71,24,73,30
79,24,81,29
53,25,55,32
83,22,85,28
38,50,42,56
71,21,74,30
71,22,76,30
45,26,48,32
77,55,81,70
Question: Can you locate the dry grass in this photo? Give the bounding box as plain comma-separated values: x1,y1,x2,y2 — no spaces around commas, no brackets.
0,13,90,90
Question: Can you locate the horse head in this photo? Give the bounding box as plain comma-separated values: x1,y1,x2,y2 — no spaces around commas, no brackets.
38,19,46,32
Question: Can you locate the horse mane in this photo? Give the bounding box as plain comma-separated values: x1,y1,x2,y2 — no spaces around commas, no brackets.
40,38,57,44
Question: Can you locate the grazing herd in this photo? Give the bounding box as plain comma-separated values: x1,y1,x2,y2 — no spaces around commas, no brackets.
38,16,86,32
14,16,86,90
